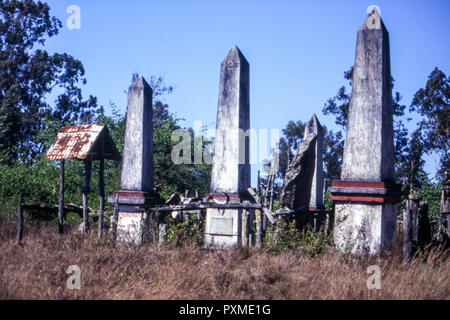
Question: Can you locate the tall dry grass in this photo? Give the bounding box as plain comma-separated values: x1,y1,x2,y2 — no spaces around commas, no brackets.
0,219,448,300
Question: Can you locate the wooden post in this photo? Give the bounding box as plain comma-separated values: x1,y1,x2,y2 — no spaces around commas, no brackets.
403,199,415,262
257,170,261,195
269,174,275,212
403,194,421,261
58,160,65,234
241,211,248,248
98,135,105,238
82,159,92,233
418,201,431,246
255,209,262,248
439,171,450,242
158,223,167,244
110,194,119,240
17,194,23,243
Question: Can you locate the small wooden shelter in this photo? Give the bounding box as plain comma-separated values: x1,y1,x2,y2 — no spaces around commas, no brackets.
45,124,121,235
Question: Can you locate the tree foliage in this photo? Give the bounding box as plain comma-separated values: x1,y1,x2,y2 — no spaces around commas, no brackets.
0,0,99,163
0,73,212,211
410,67,450,177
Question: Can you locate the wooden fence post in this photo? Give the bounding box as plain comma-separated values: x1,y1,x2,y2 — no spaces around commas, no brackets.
82,159,92,233
17,194,23,243
58,159,65,234
98,135,105,238
242,211,248,248
255,209,263,248
110,194,119,240
257,170,261,195
403,197,416,262
439,171,450,242
418,201,431,246
403,194,431,261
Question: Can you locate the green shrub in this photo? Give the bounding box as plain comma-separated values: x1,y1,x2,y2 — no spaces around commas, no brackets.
164,212,204,246
264,219,333,256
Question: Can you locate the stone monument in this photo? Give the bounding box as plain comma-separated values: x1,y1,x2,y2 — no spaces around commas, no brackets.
204,46,251,248
329,8,401,254
304,114,324,212
109,76,160,244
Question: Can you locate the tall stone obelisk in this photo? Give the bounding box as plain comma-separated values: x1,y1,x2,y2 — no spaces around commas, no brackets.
204,45,251,248
121,76,153,192
110,76,160,244
304,114,324,212
329,8,401,254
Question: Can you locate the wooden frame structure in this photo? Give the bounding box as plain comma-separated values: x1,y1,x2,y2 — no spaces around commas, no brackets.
44,124,121,235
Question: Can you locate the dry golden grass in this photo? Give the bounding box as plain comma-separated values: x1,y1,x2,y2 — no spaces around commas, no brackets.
0,220,448,300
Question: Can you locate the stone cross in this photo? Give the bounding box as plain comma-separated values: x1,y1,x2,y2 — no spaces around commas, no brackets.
329,8,401,254
204,46,251,248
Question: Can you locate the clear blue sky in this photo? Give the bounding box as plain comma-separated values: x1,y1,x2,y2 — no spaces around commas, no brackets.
45,0,450,185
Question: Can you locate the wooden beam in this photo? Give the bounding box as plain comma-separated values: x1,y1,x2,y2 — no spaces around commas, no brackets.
247,187,275,224
151,202,263,212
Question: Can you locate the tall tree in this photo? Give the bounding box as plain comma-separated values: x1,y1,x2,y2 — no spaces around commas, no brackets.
396,128,426,192
323,128,344,180
0,0,99,163
410,67,450,178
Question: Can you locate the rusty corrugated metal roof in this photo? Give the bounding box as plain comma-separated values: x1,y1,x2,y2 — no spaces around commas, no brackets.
45,124,121,161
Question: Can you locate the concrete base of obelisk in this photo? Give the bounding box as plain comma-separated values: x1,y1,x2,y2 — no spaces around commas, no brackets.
203,193,254,248
108,191,161,245
204,208,243,248
334,203,397,254
116,210,149,244
330,180,401,254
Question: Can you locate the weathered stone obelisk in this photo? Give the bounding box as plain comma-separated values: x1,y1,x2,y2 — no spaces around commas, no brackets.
329,8,401,254
110,76,160,244
304,114,324,212
204,45,251,248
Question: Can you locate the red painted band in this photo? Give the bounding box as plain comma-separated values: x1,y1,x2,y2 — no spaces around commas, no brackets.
332,180,390,188
331,194,401,204
114,191,153,198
